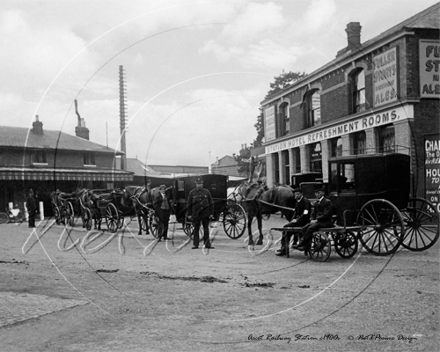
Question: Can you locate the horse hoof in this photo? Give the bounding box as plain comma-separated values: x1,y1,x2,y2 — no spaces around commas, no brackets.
248,239,254,246
256,239,263,245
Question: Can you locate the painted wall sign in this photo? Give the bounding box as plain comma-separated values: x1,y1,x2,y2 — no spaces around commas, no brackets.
373,47,398,107
264,106,276,142
265,105,413,154
420,40,440,98
425,134,440,213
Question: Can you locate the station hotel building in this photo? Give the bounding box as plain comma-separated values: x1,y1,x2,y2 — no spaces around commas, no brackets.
261,3,439,204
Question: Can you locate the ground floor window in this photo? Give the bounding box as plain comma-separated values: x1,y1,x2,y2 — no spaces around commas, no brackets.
310,142,322,173
294,148,301,173
352,131,366,155
329,137,343,158
378,124,395,152
273,154,280,184
283,150,289,185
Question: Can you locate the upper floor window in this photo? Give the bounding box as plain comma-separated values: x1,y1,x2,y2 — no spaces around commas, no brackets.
83,153,96,166
352,69,366,113
278,102,290,136
306,90,321,127
32,150,47,164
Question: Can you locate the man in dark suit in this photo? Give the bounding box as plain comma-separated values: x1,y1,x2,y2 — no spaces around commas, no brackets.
276,188,311,256
186,177,214,249
26,189,37,228
293,187,334,251
153,185,174,241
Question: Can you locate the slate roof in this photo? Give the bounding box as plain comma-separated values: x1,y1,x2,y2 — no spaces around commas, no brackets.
0,126,122,154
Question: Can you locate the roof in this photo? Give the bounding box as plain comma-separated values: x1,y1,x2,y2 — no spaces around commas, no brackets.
262,3,440,104
116,157,208,176
0,126,122,154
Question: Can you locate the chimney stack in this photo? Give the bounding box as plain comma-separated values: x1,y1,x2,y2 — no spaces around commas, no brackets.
31,115,43,135
345,22,362,52
74,100,90,140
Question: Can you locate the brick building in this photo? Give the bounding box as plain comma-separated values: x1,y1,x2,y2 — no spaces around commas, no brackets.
261,4,439,204
0,116,132,215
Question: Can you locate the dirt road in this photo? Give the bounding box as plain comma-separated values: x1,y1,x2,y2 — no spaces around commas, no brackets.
0,216,438,352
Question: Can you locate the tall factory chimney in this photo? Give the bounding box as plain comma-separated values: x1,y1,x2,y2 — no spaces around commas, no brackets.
74,100,90,140
119,65,128,171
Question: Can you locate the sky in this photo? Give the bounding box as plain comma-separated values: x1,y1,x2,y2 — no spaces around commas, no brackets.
1,0,439,167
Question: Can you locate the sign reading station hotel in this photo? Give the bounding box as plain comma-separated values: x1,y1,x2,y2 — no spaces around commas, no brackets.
373,47,398,107
420,40,440,98
264,105,276,142
265,105,412,154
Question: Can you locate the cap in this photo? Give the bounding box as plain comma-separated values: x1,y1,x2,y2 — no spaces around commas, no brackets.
195,176,203,184
159,185,166,191
314,187,325,192
293,188,303,193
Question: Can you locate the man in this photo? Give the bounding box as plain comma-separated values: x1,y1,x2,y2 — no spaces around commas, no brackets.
26,189,37,228
153,185,174,241
276,188,311,256
293,187,334,251
186,176,214,249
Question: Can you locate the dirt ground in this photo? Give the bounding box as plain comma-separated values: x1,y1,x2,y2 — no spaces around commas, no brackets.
0,215,439,352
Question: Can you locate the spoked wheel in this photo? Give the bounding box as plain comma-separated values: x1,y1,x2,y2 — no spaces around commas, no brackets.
82,208,92,230
0,212,9,224
54,207,61,225
308,232,331,262
140,211,148,232
65,201,75,227
357,199,404,256
334,231,358,259
105,203,120,233
222,202,247,239
148,211,159,239
401,197,439,251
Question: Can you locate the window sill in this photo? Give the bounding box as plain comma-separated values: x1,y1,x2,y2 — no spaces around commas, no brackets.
32,163,48,167
84,164,97,167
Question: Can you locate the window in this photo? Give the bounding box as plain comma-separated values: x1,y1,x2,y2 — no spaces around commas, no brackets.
378,124,395,152
306,90,321,127
283,150,290,185
330,137,343,158
352,69,366,113
279,103,290,136
329,161,356,193
293,148,301,173
352,131,366,155
274,154,280,184
83,153,96,166
32,150,47,164
310,142,322,172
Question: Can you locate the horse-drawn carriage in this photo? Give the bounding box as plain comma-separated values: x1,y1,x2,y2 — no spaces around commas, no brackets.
271,152,439,262
50,190,76,226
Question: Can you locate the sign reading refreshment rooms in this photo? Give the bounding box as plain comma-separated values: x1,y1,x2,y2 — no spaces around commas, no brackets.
265,105,412,154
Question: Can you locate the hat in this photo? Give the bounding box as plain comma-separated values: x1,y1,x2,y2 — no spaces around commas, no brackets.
314,187,325,192
159,185,166,191
195,176,203,184
293,188,303,193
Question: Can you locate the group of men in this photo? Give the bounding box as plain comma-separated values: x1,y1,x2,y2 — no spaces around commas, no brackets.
275,187,334,256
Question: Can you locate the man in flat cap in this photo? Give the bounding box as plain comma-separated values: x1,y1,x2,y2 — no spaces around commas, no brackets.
276,187,311,256
186,176,214,249
153,185,175,241
293,187,334,251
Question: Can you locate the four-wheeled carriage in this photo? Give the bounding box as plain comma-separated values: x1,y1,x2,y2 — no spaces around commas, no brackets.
50,191,75,226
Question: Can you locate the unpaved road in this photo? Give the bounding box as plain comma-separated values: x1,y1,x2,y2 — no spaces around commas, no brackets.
0,215,438,352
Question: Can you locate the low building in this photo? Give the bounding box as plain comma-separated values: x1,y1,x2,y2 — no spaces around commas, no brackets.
211,155,244,177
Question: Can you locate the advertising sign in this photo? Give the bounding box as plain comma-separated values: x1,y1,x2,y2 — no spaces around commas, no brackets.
419,40,440,98
373,47,398,107
264,106,276,142
425,134,440,213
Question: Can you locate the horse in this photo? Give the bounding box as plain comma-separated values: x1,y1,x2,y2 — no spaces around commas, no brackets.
238,182,296,245
122,186,153,235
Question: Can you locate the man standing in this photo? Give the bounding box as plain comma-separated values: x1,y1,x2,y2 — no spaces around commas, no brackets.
26,189,37,228
276,188,311,256
153,185,174,241
186,177,214,249
293,187,334,251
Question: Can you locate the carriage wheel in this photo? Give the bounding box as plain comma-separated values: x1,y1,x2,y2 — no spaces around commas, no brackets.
401,197,439,251
0,212,9,224
148,211,159,238
83,208,92,230
334,231,358,259
66,201,75,227
105,203,119,233
140,211,148,232
54,207,61,225
308,232,331,262
222,202,247,239
357,199,404,256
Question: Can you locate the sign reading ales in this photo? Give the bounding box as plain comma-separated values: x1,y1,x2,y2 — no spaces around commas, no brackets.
373,47,398,107
420,40,440,98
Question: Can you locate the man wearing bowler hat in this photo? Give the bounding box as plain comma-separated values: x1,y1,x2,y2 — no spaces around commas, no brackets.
186,176,214,249
293,186,334,251
276,187,311,256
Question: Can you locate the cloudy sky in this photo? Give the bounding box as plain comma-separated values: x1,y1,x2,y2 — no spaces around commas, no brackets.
1,0,438,167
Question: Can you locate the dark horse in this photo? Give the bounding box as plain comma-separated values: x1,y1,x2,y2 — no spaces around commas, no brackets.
122,186,153,235
238,182,296,245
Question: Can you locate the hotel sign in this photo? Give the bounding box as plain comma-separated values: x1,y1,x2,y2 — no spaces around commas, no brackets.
265,105,412,154
264,106,276,142
373,47,398,107
420,40,440,98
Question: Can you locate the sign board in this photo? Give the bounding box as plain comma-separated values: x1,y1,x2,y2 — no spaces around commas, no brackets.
373,47,398,107
264,106,276,142
425,134,440,213
420,40,440,98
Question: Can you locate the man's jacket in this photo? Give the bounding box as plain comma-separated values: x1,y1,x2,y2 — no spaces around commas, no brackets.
186,188,214,219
